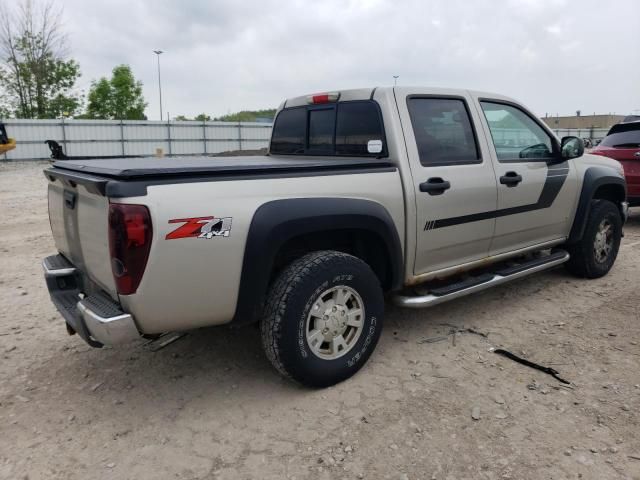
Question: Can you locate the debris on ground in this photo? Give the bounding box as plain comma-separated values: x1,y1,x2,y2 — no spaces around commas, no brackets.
471,406,481,420
143,332,187,352
491,348,571,384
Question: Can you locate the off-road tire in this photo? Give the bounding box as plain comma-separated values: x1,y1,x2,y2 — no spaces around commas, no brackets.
564,199,622,278
261,250,384,388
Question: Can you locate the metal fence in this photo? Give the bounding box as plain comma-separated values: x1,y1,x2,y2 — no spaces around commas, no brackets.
0,118,611,161
551,128,609,143
1,118,273,161
492,127,610,148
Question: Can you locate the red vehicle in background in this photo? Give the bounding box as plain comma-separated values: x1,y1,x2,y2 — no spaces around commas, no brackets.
592,121,640,206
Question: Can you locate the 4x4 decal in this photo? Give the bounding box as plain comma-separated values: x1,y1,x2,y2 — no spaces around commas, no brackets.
166,216,233,240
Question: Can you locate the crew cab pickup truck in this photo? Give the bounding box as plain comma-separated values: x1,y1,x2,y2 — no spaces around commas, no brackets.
43,87,629,387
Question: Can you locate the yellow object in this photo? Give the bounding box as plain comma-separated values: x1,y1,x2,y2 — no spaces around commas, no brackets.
0,138,16,155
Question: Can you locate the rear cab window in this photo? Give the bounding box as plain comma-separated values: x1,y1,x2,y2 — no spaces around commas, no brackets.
270,101,386,157
269,107,306,154
308,108,335,152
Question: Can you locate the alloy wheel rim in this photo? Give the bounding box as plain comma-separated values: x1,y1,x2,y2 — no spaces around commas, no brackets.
593,219,614,264
305,285,365,360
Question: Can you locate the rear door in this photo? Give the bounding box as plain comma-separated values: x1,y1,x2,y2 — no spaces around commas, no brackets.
395,89,499,275
475,99,578,254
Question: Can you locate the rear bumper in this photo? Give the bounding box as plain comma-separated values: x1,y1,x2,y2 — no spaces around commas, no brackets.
43,254,141,347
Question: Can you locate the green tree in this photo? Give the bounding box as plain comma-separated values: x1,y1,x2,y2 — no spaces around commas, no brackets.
214,109,276,122
86,65,147,120
173,113,211,121
0,0,82,118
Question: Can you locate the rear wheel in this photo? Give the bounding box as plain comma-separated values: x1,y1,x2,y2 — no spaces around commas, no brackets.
261,250,384,387
564,199,622,278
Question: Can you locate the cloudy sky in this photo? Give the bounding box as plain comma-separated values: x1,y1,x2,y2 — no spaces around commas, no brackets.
55,0,640,119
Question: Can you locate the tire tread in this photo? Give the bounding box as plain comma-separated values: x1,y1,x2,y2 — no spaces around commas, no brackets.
564,199,621,278
261,250,363,383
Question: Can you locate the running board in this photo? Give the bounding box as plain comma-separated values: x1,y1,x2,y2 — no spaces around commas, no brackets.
392,250,569,309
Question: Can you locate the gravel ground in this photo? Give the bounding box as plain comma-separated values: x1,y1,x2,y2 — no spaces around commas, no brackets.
0,161,639,480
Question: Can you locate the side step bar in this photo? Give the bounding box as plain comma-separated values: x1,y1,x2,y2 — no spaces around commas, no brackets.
392,250,569,309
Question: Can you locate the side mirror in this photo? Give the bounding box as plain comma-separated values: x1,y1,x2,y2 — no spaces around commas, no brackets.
561,136,584,159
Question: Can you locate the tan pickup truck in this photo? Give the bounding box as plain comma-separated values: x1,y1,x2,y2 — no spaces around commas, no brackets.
43,87,628,387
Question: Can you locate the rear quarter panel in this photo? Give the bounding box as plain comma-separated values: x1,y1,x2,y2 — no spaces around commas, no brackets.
117,170,404,334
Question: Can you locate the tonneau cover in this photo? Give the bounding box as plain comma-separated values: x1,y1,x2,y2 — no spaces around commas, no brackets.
52,155,393,180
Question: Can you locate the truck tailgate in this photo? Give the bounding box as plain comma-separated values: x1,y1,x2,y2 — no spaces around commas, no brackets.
48,179,117,297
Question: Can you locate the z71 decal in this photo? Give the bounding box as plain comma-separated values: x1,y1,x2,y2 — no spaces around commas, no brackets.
166,216,233,240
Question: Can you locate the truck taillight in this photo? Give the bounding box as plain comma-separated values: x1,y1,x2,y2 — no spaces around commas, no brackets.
108,204,152,295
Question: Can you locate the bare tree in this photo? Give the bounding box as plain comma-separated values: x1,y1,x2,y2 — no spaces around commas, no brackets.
0,0,80,118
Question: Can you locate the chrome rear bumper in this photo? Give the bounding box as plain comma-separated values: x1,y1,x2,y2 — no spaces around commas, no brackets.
43,254,141,347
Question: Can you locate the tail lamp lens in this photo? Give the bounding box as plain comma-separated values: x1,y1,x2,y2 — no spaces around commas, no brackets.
108,204,152,295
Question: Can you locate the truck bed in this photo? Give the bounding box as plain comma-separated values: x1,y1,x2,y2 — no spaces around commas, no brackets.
50,155,394,180
45,155,396,198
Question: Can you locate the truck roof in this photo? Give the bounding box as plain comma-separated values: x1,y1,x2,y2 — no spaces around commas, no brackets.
281,86,516,109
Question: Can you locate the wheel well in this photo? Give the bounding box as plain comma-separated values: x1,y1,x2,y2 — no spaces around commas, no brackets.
593,183,625,203
593,183,626,216
272,229,393,291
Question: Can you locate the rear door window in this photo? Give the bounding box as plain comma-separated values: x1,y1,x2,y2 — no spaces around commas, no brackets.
407,97,481,166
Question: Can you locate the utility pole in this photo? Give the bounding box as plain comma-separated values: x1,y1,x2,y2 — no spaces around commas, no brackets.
153,50,164,121
393,75,399,86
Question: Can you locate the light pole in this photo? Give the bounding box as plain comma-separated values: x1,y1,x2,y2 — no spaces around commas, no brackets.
153,50,164,121
393,75,399,86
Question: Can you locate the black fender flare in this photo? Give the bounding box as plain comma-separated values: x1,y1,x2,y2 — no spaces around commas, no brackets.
231,197,403,325
567,166,626,244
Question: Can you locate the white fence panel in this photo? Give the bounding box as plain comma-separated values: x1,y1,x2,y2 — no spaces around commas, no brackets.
126,141,170,156
206,140,241,154
1,119,613,161
1,119,273,161
552,128,609,141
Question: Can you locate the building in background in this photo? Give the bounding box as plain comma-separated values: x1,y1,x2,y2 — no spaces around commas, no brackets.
541,113,626,130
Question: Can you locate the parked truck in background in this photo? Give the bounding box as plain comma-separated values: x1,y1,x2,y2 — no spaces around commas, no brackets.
43,87,628,387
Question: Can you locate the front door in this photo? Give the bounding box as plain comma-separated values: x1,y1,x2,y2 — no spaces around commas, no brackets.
396,90,499,276
476,99,578,254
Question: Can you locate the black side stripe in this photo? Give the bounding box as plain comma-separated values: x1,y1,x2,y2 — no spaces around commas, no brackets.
424,162,569,231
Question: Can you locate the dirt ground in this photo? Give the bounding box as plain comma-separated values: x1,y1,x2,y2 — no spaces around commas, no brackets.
0,161,639,480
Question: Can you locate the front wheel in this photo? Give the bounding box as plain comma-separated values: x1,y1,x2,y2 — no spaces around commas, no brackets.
261,250,384,388
564,199,622,278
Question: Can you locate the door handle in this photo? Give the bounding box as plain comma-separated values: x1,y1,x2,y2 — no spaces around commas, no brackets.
635,151,640,158
420,177,451,195
500,171,522,187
